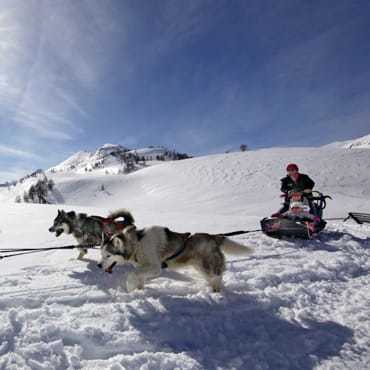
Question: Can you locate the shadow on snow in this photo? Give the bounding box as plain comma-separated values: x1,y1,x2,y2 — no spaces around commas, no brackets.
68,260,354,369
127,291,352,370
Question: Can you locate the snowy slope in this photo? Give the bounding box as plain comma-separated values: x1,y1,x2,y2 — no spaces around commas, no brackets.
51,150,92,172
343,134,370,149
326,133,370,150
0,170,60,205
49,145,370,226
0,144,370,369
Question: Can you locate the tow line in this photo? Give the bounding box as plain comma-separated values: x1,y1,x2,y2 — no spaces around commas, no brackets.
0,245,98,260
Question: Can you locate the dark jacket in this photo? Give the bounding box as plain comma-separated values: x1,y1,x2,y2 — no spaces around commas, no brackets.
280,173,315,194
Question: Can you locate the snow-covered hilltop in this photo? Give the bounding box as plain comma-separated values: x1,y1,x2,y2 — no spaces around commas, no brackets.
0,169,60,204
48,144,191,174
0,144,191,204
1,136,370,207
342,133,370,149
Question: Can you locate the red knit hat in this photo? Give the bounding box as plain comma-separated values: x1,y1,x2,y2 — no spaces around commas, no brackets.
286,163,299,171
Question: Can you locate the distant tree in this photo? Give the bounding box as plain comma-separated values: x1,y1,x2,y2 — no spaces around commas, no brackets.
177,153,191,160
23,191,30,203
240,144,248,152
28,185,36,202
47,179,55,191
34,180,48,203
124,158,136,173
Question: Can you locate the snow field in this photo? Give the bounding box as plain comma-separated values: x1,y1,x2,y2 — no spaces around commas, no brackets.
0,144,369,369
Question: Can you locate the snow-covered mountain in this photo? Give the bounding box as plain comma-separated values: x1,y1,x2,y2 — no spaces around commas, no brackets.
48,144,190,174
1,144,191,203
0,137,370,369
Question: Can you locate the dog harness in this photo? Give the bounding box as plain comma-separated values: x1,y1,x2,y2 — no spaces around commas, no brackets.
161,235,191,269
91,216,129,238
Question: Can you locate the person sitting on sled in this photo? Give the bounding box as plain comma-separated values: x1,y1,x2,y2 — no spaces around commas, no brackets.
272,163,315,217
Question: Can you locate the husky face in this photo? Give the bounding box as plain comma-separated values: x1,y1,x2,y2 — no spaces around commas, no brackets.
99,226,138,273
49,210,75,237
99,245,125,273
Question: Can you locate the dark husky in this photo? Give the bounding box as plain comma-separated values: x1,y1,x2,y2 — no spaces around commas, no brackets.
49,208,135,259
100,225,253,292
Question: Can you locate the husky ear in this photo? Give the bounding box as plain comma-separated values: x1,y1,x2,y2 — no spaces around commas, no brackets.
124,225,137,242
58,209,61,215
113,236,123,250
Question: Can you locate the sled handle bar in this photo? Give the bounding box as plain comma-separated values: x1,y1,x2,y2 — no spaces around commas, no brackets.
287,192,332,201
309,195,332,201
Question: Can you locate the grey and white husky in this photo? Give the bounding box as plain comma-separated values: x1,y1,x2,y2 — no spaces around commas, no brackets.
49,208,135,259
100,225,253,292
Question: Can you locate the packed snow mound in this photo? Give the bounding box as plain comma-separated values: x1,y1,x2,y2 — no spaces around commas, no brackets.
342,133,370,149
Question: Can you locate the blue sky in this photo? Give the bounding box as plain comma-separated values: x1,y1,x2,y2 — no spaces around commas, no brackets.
0,0,370,181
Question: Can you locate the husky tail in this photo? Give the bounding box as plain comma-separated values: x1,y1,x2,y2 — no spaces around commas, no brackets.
108,208,135,225
220,237,254,256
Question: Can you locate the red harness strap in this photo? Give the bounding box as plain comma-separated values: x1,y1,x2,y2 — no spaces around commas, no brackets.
101,217,127,237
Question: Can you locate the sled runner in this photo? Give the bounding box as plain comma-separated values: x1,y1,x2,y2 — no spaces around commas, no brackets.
345,212,370,225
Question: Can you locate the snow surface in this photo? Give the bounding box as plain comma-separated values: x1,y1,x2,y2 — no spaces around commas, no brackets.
343,134,370,149
327,134,370,150
0,144,370,369
50,151,93,172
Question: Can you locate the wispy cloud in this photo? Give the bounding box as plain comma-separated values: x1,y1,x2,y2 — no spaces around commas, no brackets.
0,144,41,160
0,166,35,183
0,1,121,143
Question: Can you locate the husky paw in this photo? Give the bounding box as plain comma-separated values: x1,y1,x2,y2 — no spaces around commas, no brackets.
77,249,88,260
125,273,143,292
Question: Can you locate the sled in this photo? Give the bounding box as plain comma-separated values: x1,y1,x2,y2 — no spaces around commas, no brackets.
261,191,330,240
260,217,326,240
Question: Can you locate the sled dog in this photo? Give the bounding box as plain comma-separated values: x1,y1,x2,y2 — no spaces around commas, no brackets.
100,225,253,292
49,209,135,259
